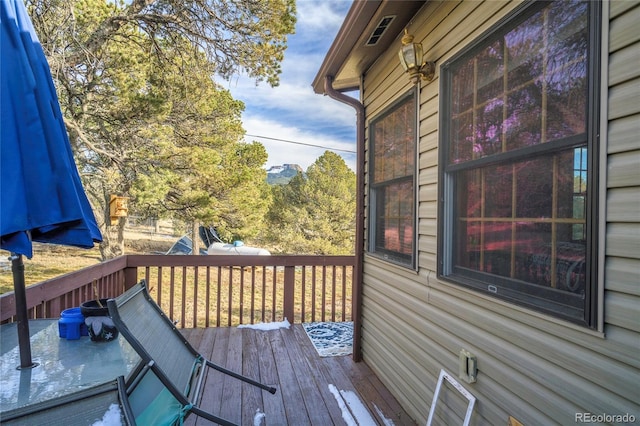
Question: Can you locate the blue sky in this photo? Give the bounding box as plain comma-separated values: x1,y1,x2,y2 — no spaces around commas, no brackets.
218,1,357,171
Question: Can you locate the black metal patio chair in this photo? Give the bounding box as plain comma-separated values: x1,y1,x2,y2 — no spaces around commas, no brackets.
107,280,276,426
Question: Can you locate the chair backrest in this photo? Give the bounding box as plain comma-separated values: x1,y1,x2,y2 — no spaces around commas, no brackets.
127,363,187,425
108,281,202,400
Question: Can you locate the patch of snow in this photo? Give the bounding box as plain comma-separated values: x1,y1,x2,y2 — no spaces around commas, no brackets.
91,403,122,426
254,408,266,426
328,384,379,426
237,318,291,331
328,384,357,426
340,388,377,426
267,165,284,173
374,403,396,426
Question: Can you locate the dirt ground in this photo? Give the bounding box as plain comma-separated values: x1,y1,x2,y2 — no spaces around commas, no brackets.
124,231,176,254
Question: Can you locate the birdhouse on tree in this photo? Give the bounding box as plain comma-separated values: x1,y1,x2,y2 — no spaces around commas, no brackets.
109,195,129,225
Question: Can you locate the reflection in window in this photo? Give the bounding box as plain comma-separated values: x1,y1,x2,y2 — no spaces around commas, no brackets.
441,0,599,326
449,1,588,163
455,151,586,291
370,93,416,266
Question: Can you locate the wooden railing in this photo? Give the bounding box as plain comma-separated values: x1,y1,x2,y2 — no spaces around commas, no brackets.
0,256,128,323
1,255,354,327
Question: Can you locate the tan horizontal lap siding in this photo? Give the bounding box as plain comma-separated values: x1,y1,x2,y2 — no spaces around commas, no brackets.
606,0,640,385
362,266,432,420
605,256,640,296
605,0,640,359
360,0,640,424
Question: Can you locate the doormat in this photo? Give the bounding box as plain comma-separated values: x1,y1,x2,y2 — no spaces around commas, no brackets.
302,321,353,357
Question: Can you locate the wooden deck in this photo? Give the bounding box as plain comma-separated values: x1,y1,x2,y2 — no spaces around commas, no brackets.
181,324,417,426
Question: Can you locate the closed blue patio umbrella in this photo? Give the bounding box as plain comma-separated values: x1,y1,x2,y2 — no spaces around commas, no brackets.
1,0,102,368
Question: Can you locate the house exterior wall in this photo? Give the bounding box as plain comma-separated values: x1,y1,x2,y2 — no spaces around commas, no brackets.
359,1,639,424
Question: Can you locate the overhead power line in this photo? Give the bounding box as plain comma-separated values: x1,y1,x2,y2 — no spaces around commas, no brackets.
245,134,356,153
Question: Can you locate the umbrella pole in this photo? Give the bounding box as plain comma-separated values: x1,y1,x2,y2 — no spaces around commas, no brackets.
10,253,35,369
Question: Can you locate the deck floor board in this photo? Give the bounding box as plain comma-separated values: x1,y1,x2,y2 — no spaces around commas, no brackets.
181,325,416,426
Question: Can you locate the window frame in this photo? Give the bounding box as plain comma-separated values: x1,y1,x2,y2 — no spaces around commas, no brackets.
437,0,601,327
368,89,419,269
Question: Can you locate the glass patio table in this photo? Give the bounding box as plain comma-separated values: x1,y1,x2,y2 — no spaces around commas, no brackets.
0,319,140,412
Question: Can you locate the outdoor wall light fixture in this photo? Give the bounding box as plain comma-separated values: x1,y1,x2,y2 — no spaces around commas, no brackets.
398,29,435,84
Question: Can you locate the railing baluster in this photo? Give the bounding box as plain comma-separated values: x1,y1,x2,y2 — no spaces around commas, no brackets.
311,266,317,323
321,266,327,322
181,267,187,328
205,266,211,328
216,267,222,327
342,265,347,322
332,266,337,322
227,266,233,327
169,267,175,324
144,266,150,288
283,265,295,324
301,265,307,323
193,266,199,328
271,267,277,322
239,267,245,325
157,266,163,313
250,267,256,324
261,267,266,323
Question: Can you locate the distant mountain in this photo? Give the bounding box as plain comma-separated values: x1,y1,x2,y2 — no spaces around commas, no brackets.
266,164,303,185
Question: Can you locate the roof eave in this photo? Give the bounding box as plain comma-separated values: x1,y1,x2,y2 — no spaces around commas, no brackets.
312,0,427,95
311,0,380,94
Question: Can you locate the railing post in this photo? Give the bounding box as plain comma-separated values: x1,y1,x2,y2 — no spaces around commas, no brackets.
123,255,138,291
283,265,295,323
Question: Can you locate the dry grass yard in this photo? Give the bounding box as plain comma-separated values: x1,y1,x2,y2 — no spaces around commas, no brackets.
0,232,175,294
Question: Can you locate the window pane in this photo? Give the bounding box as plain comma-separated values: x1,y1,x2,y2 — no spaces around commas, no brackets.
513,222,552,285
449,0,588,165
376,180,413,255
505,89,543,150
572,147,588,240
515,156,553,219
452,59,475,114
454,150,586,291
372,98,415,184
475,97,505,157
451,59,475,163
451,112,474,163
476,41,505,105
484,164,514,218
443,0,597,325
545,1,589,141
506,11,543,91
555,226,587,292
370,94,416,266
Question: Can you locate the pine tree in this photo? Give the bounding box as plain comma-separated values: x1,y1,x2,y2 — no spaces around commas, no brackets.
28,0,295,258
265,152,356,254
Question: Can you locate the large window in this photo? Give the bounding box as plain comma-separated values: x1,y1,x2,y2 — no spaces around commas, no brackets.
439,0,600,326
369,91,417,267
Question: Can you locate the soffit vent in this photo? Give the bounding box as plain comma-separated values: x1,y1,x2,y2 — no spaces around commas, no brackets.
365,15,396,46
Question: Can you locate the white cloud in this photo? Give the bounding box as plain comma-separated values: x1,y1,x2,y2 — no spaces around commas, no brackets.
231,79,357,127
296,0,350,32
220,1,355,173
242,115,356,171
